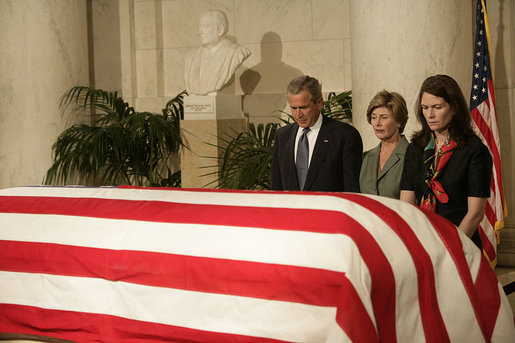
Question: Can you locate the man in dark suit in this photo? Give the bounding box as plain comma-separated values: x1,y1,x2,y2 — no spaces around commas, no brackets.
271,75,363,192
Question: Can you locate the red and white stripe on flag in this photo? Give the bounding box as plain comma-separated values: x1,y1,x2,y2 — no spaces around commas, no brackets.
0,186,514,342
469,0,507,266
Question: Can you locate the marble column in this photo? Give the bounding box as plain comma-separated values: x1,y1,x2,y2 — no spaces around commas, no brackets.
0,0,89,188
350,0,473,150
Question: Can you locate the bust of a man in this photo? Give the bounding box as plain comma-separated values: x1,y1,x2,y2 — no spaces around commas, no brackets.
184,10,251,95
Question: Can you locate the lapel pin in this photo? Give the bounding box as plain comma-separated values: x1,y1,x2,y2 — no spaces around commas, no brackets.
324,139,329,143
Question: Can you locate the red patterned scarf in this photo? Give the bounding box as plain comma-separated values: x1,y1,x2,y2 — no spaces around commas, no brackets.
420,134,456,212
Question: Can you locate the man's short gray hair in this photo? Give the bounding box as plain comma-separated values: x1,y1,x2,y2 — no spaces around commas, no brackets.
287,75,322,103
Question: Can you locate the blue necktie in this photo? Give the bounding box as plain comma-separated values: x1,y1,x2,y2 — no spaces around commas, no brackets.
296,127,310,190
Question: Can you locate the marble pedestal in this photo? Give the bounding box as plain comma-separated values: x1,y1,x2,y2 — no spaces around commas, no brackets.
181,95,247,188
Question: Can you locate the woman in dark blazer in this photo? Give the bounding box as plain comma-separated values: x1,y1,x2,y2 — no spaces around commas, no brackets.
360,90,409,199
400,75,492,249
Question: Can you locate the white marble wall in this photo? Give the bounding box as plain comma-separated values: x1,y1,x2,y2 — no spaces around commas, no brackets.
0,0,89,188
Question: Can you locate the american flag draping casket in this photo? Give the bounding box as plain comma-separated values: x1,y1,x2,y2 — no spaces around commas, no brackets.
0,186,513,342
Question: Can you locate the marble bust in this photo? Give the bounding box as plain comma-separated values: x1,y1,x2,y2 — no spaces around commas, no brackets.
184,10,251,95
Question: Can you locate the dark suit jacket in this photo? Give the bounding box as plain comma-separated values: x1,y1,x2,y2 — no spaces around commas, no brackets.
271,116,363,192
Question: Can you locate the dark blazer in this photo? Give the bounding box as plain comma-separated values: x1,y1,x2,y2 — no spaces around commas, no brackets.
271,116,363,192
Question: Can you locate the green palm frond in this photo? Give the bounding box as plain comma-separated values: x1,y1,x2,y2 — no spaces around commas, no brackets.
322,90,352,121
45,87,186,187
163,90,187,121
59,86,135,124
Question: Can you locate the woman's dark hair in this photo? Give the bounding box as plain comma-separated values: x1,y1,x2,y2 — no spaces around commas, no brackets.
412,74,475,148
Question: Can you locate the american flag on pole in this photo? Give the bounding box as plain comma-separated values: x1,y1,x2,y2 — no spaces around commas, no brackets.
469,0,507,266
0,186,513,342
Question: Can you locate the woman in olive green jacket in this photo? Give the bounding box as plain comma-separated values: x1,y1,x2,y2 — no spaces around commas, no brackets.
360,90,409,199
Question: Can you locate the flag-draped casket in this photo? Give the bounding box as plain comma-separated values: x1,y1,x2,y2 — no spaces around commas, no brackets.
0,186,513,342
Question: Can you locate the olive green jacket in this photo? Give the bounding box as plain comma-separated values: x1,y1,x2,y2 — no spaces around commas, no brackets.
359,135,409,199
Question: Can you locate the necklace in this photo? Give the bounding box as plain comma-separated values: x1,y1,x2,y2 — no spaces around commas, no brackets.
435,136,449,152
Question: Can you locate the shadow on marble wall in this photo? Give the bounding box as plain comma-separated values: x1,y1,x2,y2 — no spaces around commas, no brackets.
239,32,303,94
238,32,303,124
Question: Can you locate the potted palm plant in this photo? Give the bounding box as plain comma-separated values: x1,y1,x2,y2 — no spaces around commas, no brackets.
44,87,186,187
